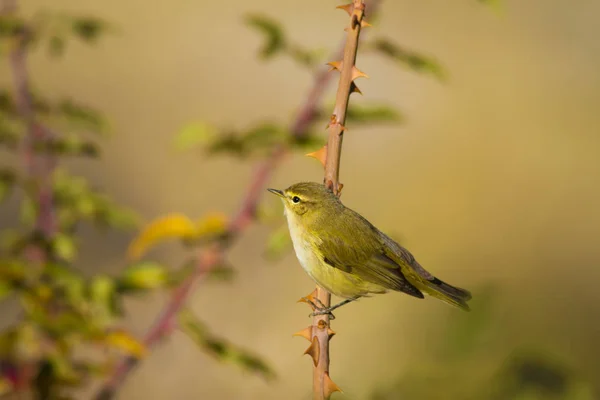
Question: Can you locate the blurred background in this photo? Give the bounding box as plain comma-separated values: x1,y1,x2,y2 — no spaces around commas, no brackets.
1,0,600,399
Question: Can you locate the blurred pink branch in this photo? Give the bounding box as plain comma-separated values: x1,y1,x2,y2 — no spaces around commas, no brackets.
94,1,380,398
4,0,57,243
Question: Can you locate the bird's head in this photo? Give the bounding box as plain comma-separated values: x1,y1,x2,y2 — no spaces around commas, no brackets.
267,182,339,218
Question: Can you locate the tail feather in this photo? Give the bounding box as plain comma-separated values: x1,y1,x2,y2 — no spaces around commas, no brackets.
422,277,472,311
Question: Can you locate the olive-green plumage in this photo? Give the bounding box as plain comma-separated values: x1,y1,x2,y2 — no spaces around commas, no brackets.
268,182,471,311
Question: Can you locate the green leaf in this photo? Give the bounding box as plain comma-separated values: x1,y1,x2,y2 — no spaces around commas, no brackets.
19,194,38,226
289,132,325,151
371,38,446,81
174,122,217,151
118,261,169,291
264,225,292,260
206,264,237,282
0,281,13,303
245,14,286,59
206,122,287,158
51,233,77,262
346,103,404,124
57,99,108,134
48,35,67,57
34,135,100,157
89,275,119,322
0,15,26,39
70,17,110,43
178,308,276,380
0,168,17,202
0,117,22,148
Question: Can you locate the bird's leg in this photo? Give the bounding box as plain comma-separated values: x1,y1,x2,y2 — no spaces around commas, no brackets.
310,297,358,320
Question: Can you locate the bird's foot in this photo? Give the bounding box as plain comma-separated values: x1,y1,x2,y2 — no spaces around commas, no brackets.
305,298,337,320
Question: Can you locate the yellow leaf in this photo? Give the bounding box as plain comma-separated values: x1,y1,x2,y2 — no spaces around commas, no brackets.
195,212,229,237
106,330,146,358
127,213,197,260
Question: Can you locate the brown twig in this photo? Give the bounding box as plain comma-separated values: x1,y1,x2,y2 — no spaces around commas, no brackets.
93,1,380,396
300,1,369,399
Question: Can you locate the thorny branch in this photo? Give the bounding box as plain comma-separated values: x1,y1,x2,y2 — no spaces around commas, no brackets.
94,1,379,398
299,1,370,399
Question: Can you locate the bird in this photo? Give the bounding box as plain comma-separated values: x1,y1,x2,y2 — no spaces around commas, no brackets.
267,182,471,316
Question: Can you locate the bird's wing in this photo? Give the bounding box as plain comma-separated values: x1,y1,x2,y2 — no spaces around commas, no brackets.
315,213,423,299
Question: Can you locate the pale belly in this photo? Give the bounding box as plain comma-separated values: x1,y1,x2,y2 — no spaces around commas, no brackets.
286,214,385,298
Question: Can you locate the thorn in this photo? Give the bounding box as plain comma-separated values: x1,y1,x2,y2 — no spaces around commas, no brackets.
351,66,369,81
350,82,362,95
304,337,320,367
306,145,327,168
361,20,372,28
338,183,344,196
336,3,353,16
297,288,318,309
326,60,343,72
327,327,336,338
293,326,313,341
324,372,343,397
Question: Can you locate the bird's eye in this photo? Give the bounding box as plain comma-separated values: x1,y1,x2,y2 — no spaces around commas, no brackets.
292,196,301,204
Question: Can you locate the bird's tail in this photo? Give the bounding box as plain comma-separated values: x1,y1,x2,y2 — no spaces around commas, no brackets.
420,277,472,311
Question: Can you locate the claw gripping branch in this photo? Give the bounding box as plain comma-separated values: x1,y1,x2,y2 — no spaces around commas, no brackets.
298,1,370,399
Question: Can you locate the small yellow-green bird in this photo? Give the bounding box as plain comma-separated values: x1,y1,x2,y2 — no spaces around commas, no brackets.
268,182,471,316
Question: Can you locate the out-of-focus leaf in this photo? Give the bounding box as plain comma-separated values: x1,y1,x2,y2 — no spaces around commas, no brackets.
48,35,66,57
14,322,43,359
128,212,227,260
51,233,77,262
243,123,286,147
0,258,27,282
371,38,446,81
288,46,326,68
45,263,86,309
70,17,110,43
90,275,118,322
127,213,197,260
105,330,146,358
174,122,217,151
245,14,286,59
194,212,229,240
118,261,168,291
48,351,79,382
206,264,236,282
0,281,13,303
289,132,325,151
97,202,140,230
0,117,22,148
206,123,287,158
0,168,17,202
57,99,108,134
0,15,25,39
34,135,100,157
19,194,38,226
346,103,404,124
264,225,292,260
178,309,276,380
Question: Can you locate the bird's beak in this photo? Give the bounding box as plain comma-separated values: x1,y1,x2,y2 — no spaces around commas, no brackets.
267,188,284,198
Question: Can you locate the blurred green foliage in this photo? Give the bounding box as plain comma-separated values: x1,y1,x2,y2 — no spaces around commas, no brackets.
0,7,274,399
370,288,596,400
